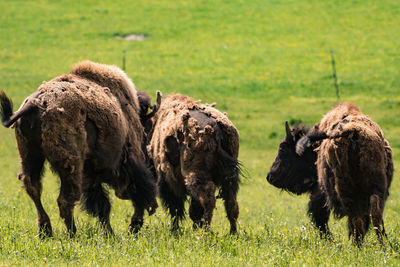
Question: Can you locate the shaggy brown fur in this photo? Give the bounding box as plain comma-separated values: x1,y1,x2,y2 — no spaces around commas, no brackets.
307,102,393,245
148,94,241,233
0,61,157,237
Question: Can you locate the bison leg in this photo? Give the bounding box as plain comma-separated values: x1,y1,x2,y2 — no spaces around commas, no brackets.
370,194,386,245
348,216,367,246
129,204,145,234
19,159,52,238
82,181,113,234
15,123,52,237
189,197,204,229
308,187,331,238
219,180,239,234
187,180,216,230
53,162,82,237
223,191,239,234
125,160,157,233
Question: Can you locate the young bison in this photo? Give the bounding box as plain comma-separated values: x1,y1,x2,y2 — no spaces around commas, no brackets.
267,103,393,245
0,61,157,237
147,94,241,233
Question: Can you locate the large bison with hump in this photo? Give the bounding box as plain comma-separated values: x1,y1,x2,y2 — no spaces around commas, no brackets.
267,102,393,245
0,61,157,237
147,94,241,233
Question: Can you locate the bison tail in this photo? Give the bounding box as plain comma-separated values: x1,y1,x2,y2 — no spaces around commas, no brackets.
216,146,246,190
0,91,14,127
296,128,356,156
82,184,111,220
296,129,328,155
0,91,37,128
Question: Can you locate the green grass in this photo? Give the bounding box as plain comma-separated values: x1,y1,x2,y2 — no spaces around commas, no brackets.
0,0,400,265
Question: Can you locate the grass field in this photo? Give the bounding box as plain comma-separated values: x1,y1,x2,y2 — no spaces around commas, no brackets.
0,0,399,265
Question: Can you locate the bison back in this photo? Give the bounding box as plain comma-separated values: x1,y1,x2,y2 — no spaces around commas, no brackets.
317,115,390,215
35,78,128,172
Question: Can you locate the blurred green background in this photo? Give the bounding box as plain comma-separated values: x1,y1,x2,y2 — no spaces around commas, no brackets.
0,0,399,265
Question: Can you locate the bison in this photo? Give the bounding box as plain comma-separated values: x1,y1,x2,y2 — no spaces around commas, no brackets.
267,103,393,245
147,93,241,233
0,61,157,237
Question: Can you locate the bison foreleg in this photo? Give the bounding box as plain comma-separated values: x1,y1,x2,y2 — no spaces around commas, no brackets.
129,205,144,234
308,187,331,238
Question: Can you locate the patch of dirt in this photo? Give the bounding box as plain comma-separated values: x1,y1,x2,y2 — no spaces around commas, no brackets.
115,34,149,41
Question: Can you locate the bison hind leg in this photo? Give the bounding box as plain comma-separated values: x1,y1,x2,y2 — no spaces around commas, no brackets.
48,152,83,237
82,183,113,234
54,165,82,237
348,216,368,247
223,192,239,234
219,180,239,234
370,194,386,245
15,117,52,237
189,197,204,229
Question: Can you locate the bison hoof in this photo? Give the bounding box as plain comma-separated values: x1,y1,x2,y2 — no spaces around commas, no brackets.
129,220,143,234
320,231,333,241
147,202,158,216
192,221,204,230
38,224,53,239
101,222,114,235
230,226,238,234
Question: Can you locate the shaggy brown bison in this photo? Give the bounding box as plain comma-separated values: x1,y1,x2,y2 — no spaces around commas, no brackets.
147,93,241,233
0,61,157,237
267,103,393,245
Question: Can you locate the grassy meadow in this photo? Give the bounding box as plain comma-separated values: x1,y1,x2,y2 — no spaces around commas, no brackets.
0,0,399,265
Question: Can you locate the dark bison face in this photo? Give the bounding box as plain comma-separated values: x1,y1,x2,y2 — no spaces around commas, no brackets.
266,121,317,195
137,91,155,134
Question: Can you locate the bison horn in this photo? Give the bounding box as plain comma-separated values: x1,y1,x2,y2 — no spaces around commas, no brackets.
151,90,162,114
156,90,162,106
285,121,291,137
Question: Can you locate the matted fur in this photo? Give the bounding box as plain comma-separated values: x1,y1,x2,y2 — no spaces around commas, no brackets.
0,61,156,237
70,61,144,160
148,94,239,183
148,94,240,233
314,102,393,245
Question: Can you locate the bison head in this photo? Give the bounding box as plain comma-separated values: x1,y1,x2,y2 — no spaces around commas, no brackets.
137,90,162,134
137,91,154,129
266,121,317,195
